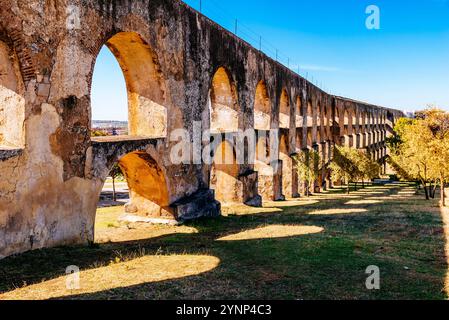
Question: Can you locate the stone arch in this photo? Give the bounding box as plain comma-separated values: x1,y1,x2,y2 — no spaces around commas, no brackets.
91,32,168,138
334,104,340,127
210,140,241,203
279,89,290,129
209,67,239,133
316,128,322,144
279,133,294,198
307,129,313,148
324,103,331,139
375,112,380,127
387,111,394,128
255,132,276,201
295,95,304,150
363,111,369,129
254,80,271,131
343,108,350,135
119,151,172,218
307,100,313,127
352,109,357,128
0,39,25,148
317,101,322,128
295,95,303,128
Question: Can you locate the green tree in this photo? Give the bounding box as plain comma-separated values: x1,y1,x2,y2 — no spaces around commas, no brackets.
385,117,415,153
293,150,321,197
329,146,361,194
355,150,381,188
389,108,449,204
91,129,108,137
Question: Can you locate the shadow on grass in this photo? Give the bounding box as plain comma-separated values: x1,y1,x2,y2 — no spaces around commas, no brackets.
0,182,447,300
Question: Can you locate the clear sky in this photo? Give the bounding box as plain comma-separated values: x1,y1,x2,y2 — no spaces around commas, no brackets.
91,0,449,121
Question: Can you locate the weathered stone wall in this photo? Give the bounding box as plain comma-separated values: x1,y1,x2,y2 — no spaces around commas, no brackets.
0,0,403,258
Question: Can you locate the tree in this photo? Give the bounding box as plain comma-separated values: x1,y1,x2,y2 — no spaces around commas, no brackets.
355,150,381,188
385,117,415,153
389,108,449,204
293,150,321,197
91,129,108,137
421,108,449,206
328,146,361,194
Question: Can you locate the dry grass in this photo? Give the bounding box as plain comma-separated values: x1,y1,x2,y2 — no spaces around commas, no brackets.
441,206,449,296
1,255,219,300
217,225,324,241
308,208,368,215
0,182,447,300
95,207,198,244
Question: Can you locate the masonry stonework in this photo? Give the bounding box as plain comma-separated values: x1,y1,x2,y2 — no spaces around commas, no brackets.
0,0,403,258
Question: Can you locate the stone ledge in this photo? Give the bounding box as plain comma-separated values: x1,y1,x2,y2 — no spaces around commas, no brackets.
91,135,158,143
0,147,23,161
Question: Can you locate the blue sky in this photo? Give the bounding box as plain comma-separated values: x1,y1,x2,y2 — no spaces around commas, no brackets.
91,0,449,120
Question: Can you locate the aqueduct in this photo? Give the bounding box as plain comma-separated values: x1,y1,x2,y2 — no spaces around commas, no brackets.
0,0,403,258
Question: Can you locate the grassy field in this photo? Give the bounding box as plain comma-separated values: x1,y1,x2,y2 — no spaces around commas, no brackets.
0,182,448,300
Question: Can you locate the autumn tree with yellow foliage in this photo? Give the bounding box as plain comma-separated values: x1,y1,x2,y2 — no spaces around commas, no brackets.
388,108,449,205
328,146,380,194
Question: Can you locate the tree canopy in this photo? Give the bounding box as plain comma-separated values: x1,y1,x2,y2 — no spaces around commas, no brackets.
329,146,380,193
293,150,321,197
388,108,449,204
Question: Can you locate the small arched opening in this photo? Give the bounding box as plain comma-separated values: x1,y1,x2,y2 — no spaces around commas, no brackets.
94,150,171,242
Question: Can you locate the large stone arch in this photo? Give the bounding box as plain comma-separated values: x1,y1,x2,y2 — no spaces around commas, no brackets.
317,100,322,128
210,139,241,204
119,151,171,218
295,95,303,128
93,32,169,138
324,101,331,140
306,100,313,127
343,108,350,134
295,95,305,150
0,39,25,149
279,89,290,129
307,129,313,148
254,80,271,131
209,67,239,133
279,132,296,198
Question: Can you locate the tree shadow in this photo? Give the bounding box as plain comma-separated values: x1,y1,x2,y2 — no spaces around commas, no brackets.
0,183,447,300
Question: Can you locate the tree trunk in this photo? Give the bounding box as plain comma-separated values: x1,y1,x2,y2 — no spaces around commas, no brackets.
422,180,429,200
429,181,436,199
440,177,446,207
112,176,117,202
355,182,358,191
347,182,350,194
